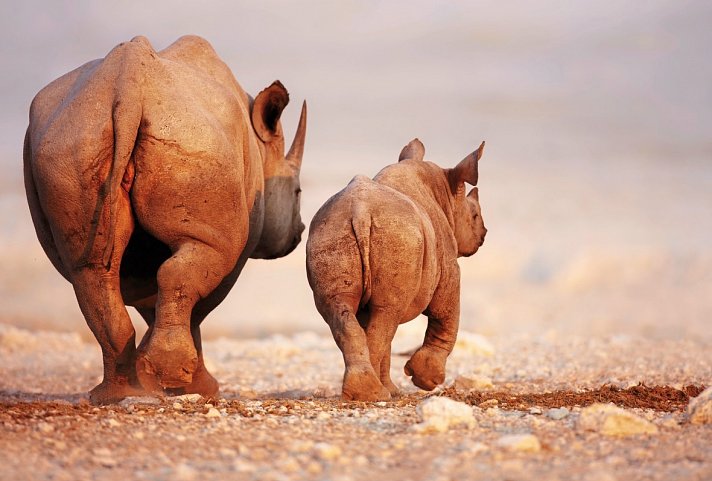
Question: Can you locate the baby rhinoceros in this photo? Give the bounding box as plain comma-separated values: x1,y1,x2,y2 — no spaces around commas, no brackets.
306,139,486,401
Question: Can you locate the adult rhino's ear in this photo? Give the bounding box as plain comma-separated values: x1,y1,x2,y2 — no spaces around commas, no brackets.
252,80,289,142
449,141,485,188
398,138,425,162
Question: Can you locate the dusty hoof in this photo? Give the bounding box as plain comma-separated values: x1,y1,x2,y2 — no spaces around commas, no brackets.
342,365,391,401
404,348,446,391
89,380,145,405
136,326,198,390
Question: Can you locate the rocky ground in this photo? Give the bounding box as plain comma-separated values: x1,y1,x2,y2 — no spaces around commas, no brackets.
1,322,711,481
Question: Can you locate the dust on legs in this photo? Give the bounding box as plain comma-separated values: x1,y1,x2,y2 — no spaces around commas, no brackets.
136,241,230,393
342,363,391,401
404,345,448,391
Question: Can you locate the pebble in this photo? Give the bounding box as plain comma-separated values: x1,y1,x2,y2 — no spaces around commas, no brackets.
412,396,477,433
454,331,495,356
106,418,121,427
546,407,570,420
36,421,54,433
314,442,342,460
496,434,542,453
687,386,712,425
205,407,221,418
173,393,203,403
173,402,183,410
118,396,160,408
92,448,117,467
578,403,658,436
528,407,542,415
454,375,494,391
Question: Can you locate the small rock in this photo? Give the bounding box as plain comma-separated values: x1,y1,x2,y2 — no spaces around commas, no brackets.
316,411,331,420
496,434,541,453
412,396,477,433
454,332,495,356
119,396,161,408
106,418,121,428
173,393,203,403
479,399,499,409
687,387,712,425
528,407,542,415
205,407,221,418
92,448,117,468
454,375,494,391
173,463,197,481
172,402,183,410
578,403,658,436
36,421,54,433
546,407,570,420
314,442,342,460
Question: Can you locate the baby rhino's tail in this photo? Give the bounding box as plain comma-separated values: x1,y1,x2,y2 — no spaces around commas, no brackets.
351,201,372,307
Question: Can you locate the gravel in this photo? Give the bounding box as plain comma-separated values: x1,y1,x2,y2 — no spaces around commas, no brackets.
1,322,711,480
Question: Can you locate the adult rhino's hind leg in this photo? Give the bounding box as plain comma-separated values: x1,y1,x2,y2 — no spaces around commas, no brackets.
71,192,143,404
135,241,229,393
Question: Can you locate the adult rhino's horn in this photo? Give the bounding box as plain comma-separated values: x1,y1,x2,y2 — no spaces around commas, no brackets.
287,100,307,170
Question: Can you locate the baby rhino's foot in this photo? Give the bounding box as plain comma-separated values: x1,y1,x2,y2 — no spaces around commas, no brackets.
342,364,391,401
404,347,447,391
89,380,145,405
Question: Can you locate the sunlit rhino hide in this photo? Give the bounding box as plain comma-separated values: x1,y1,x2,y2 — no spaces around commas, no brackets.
24,35,307,403
306,139,486,401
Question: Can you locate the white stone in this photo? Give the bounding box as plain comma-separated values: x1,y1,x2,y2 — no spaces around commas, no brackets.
454,375,494,391
496,434,541,453
454,332,495,357
687,387,712,425
314,442,342,460
578,403,658,436
173,393,203,403
205,407,221,418
546,407,570,420
412,396,477,433
118,396,161,408
36,421,54,433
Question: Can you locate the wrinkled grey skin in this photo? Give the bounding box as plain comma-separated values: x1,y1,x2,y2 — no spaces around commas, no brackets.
306,139,486,401
24,35,307,404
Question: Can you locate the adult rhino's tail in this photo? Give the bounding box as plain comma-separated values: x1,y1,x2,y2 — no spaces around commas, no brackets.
351,201,373,307
99,37,149,267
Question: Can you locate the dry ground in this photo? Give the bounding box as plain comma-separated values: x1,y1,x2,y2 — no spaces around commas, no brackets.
1,323,711,481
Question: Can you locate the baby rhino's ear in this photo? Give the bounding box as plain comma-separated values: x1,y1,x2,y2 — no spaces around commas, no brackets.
398,138,425,162
449,141,485,188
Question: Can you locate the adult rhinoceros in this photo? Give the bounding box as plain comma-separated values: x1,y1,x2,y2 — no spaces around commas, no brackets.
23,35,307,404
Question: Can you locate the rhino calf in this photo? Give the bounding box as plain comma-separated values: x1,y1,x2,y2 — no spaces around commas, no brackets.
306,139,486,401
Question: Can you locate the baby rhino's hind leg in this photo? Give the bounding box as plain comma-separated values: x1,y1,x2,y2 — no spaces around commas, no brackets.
365,308,400,396
320,300,390,401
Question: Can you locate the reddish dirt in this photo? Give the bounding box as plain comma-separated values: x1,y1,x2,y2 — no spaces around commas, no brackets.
442,384,707,412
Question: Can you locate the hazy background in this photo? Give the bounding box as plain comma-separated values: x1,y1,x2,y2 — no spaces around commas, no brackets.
1,0,710,341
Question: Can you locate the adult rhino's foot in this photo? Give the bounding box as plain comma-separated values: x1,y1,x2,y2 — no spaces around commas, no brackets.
136,326,198,391
342,364,391,401
404,346,447,391
89,380,145,405
165,361,219,400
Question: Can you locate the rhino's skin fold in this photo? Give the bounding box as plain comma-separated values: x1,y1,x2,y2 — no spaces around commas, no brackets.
24,35,307,404
306,139,486,401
